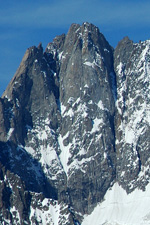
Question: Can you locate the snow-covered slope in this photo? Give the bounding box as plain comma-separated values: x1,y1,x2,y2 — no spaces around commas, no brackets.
82,182,150,225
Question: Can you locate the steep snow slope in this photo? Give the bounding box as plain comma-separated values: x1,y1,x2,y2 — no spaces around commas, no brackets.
82,182,150,225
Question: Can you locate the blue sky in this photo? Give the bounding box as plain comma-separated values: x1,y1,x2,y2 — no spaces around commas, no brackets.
1,0,150,96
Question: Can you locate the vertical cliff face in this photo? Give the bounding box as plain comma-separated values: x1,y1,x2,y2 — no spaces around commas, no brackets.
60,23,116,214
114,37,150,192
0,22,150,224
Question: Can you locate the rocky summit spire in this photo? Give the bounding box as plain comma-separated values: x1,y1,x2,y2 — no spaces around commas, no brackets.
0,23,150,224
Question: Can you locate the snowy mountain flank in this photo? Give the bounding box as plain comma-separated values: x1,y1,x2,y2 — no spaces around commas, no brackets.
0,22,150,224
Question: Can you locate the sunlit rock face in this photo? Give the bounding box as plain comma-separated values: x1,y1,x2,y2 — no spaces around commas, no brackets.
0,23,150,224
114,37,150,193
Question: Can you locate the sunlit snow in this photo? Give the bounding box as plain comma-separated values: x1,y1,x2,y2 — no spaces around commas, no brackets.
58,133,71,174
82,182,150,225
91,117,103,133
30,198,61,225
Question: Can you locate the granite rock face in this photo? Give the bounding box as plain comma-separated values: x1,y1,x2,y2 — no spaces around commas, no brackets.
0,22,150,224
114,37,150,192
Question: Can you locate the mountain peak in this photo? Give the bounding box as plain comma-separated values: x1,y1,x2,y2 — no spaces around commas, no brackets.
1,23,150,224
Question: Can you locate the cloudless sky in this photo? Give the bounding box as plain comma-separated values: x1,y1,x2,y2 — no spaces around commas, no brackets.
1,0,150,96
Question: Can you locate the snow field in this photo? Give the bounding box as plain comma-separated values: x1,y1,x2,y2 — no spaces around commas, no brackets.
82,182,150,225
